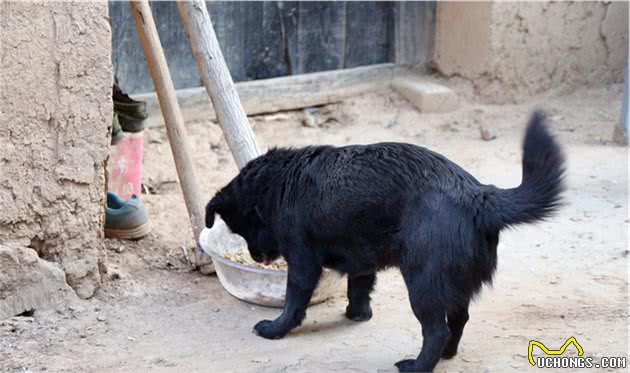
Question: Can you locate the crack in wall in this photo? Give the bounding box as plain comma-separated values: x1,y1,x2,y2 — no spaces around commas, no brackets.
598,2,611,66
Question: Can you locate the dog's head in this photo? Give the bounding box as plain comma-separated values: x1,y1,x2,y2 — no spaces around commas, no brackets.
205,158,281,264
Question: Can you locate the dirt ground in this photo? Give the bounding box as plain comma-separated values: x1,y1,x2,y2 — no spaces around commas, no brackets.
1,83,628,373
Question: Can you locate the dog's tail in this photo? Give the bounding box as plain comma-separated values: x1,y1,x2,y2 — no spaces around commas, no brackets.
481,111,566,230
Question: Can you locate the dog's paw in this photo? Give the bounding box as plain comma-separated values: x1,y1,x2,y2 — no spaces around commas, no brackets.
345,304,373,322
441,345,458,359
394,359,418,372
253,320,286,340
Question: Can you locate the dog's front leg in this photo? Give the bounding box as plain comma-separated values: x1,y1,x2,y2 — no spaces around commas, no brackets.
253,256,322,339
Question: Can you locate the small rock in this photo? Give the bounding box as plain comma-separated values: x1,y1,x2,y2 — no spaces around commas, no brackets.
96,315,106,322
110,270,122,280
0,246,74,319
479,126,496,141
302,111,317,128
14,316,34,324
62,256,100,300
116,246,124,254
392,78,459,113
79,333,88,339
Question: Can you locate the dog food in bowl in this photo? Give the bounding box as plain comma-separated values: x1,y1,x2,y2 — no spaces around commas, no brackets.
199,216,343,308
223,249,288,271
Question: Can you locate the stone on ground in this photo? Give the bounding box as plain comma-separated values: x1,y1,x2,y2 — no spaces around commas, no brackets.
392,77,459,113
0,244,75,320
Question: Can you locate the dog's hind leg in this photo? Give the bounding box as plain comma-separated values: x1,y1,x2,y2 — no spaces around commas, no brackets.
395,267,450,373
345,273,376,321
253,250,322,339
442,304,469,359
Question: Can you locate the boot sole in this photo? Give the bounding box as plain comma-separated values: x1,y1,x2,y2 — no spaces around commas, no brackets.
105,222,151,240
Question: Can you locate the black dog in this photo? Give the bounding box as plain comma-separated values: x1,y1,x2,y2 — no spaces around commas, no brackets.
205,112,565,372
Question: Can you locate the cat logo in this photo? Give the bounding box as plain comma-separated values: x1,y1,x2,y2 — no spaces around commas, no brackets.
528,337,584,366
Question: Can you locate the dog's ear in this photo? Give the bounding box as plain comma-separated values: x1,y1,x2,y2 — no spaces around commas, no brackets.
205,200,217,228
205,195,225,228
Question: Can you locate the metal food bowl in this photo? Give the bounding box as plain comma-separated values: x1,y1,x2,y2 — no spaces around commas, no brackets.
199,216,343,308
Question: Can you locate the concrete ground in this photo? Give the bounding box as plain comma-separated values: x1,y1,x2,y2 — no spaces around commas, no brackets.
1,83,628,372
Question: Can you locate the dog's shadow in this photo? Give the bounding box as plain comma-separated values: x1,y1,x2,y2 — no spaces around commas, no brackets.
292,314,366,336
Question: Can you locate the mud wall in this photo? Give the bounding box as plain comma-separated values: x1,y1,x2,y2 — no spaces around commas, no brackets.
434,2,628,103
0,2,112,299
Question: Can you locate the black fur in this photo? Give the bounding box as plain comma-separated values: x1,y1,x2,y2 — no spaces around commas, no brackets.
205,111,565,372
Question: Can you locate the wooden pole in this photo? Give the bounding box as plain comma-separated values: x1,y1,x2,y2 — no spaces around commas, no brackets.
130,0,213,272
176,0,261,169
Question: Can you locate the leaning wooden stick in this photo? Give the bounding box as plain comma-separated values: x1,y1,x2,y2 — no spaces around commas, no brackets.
176,0,261,169
130,0,213,272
